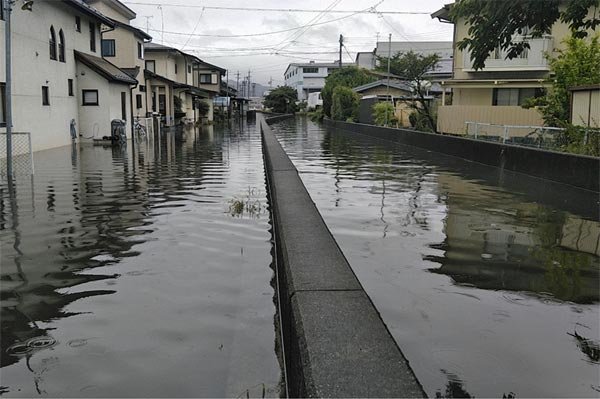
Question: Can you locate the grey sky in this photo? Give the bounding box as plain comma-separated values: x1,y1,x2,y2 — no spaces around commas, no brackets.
124,0,453,85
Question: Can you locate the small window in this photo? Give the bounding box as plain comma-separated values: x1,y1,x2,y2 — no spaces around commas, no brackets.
139,85,146,92
175,64,178,74
58,29,65,62
121,92,127,120
42,86,50,106
145,60,155,73
49,26,57,60
188,65,191,74
89,22,96,52
303,67,318,73
82,89,99,106
211,73,218,84
137,42,143,59
101,39,115,57
75,16,81,32
0,83,6,127
199,74,211,83
68,79,74,96
136,94,143,109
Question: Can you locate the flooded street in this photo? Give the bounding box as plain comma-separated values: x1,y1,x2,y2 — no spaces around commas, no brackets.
273,117,600,398
0,121,281,397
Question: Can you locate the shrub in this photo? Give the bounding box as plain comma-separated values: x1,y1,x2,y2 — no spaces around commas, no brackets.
373,102,398,126
331,86,360,122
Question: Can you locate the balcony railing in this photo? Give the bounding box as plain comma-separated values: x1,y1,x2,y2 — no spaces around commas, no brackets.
463,36,553,71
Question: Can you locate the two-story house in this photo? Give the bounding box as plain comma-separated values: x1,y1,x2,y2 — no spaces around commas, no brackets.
0,0,137,152
85,0,152,125
284,61,350,101
431,2,597,135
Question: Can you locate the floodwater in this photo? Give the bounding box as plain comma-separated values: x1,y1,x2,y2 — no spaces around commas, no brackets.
273,117,600,398
0,120,282,397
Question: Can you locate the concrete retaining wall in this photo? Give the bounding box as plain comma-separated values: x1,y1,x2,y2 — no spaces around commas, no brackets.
261,116,425,398
325,120,599,193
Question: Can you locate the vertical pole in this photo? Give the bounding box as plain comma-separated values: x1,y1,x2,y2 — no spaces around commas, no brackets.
338,34,343,68
27,132,33,175
5,0,13,178
503,126,509,143
385,33,391,126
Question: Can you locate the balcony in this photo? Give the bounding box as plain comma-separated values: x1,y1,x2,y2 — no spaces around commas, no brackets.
463,36,553,72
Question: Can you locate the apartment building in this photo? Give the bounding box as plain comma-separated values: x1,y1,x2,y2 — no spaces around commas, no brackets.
431,3,597,134
0,0,138,152
283,61,350,101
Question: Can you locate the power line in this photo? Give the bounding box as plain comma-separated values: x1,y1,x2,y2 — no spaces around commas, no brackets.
123,2,431,14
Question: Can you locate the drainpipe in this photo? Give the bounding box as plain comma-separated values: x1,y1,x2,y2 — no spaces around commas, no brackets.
130,79,139,148
4,0,13,178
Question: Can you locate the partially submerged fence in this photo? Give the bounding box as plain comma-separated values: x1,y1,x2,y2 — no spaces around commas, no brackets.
0,132,34,178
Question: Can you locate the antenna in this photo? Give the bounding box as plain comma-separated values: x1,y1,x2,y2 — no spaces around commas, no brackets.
143,15,154,34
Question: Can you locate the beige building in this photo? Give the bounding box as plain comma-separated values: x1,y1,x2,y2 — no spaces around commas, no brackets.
432,2,597,135
0,0,138,152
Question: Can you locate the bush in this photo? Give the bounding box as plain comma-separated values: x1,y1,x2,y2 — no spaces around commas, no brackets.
196,100,210,117
263,86,298,113
322,67,376,117
409,110,436,132
309,109,324,122
331,86,360,122
373,102,398,126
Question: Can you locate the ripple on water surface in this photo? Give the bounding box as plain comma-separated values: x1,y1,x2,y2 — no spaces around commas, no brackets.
273,117,599,398
0,122,281,397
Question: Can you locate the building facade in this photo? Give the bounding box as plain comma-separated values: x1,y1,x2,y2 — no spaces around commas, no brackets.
283,62,349,101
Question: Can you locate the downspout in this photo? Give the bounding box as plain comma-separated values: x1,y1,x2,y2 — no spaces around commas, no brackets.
130,79,139,150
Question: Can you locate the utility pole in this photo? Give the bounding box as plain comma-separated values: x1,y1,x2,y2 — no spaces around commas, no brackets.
235,71,240,94
4,0,14,178
157,5,164,44
338,34,343,68
247,70,251,97
385,33,392,126
268,77,273,89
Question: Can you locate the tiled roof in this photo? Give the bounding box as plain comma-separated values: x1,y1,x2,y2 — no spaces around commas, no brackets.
64,0,115,27
75,51,137,84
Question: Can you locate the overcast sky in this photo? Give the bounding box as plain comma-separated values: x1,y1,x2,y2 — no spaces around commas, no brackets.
124,0,453,85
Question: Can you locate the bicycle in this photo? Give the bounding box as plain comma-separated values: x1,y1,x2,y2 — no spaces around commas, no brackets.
133,118,147,138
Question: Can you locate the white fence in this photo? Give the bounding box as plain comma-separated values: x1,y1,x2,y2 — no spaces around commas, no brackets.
465,122,566,150
0,132,34,178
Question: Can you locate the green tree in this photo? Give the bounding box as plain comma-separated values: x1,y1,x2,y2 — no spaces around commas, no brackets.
322,67,376,117
263,86,298,114
450,0,600,70
376,51,439,132
526,35,600,126
331,86,360,122
372,102,398,126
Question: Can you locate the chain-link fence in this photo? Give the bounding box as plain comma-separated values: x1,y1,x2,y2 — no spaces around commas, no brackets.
0,132,34,178
465,122,566,151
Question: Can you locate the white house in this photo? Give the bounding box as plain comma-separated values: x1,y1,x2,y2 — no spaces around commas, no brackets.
0,0,138,152
283,61,350,101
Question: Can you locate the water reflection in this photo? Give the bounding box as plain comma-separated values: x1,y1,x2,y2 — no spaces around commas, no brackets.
1,121,280,396
273,117,599,398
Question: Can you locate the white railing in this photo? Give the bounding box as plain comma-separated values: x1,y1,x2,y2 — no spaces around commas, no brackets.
0,132,34,178
464,36,553,71
465,121,566,150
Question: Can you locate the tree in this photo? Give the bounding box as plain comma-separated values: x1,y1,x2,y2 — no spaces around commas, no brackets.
263,86,298,114
331,86,360,122
450,0,600,70
322,67,376,117
376,51,440,132
372,102,398,126
525,35,600,126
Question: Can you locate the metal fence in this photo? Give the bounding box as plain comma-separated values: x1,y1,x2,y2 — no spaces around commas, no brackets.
0,132,34,178
465,122,567,151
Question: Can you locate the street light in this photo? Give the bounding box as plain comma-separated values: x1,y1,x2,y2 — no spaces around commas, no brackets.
3,0,32,178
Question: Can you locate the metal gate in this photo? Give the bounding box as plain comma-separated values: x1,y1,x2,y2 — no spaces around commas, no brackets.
0,132,34,178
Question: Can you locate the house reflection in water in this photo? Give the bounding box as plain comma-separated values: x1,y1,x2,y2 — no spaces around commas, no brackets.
425,175,599,305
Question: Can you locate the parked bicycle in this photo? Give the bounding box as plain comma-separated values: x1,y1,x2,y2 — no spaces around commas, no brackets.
134,118,147,138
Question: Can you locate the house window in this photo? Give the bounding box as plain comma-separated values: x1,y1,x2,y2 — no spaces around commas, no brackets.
211,73,218,84
139,85,146,92
303,67,318,73
175,64,178,74
199,74,211,83
75,16,81,32
101,39,116,57
121,92,127,120
42,86,50,106
492,88,544,106
137,42,143,59
188,65,192,74
145,60,155,73
58,29,65,62
89,22,96,52
136,94,143,109
49,26,57,60
0,83,6,127
82,89,99,106
68,79,74,96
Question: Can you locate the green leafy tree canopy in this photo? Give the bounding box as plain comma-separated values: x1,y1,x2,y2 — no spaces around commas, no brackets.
451,0,600,70
331,86,360,122
322,67,376,117
376,51,440,131
263,86,298,114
